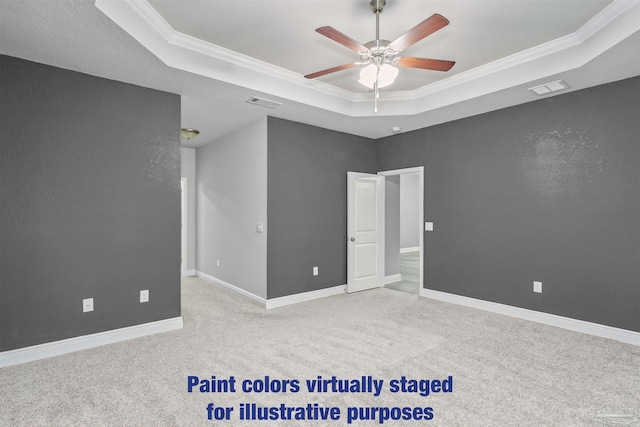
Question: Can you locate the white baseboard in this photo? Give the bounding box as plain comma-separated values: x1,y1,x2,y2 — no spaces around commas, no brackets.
266,285,347,309
196,271,267,306
400,247,420,254
196,271,347,310
421,289,639,346
0,317,183,368
184,269,196,277
384,274,402,284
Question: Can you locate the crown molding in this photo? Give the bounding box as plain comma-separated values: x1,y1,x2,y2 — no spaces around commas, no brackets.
577,0,638,42
96,0,639,118
108,0,357,103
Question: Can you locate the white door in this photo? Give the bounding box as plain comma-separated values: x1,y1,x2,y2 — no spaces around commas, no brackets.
347,172,385,293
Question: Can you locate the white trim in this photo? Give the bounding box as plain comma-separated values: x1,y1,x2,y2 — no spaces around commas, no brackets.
196,271,347,310
0,317,183,367
384,274,402,285
184,269,196,277
266,285,347,310
400,247,420,254
421,289,639,346
196,271,267,306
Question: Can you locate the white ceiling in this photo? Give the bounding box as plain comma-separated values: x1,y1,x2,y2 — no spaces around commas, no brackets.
1,0,639,148
147,0,612,93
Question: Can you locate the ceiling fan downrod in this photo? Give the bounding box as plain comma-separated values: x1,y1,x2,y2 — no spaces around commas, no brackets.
370,0,385,43
370,0,385,112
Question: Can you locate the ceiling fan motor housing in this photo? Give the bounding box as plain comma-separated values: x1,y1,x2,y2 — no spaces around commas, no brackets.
361,40,396,67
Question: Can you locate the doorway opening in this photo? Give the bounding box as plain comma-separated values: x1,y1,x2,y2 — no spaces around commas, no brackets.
379,167,424,295
181,177,187,277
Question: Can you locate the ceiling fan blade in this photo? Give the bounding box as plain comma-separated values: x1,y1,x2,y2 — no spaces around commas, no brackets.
396,57,455,72
387,13,450,53
304,63,359,79
316,26,368,53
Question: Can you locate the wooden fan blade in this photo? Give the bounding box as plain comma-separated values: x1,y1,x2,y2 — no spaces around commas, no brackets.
387,14,450,53
396,57,455,72
316,26,368,53
304,63,358,79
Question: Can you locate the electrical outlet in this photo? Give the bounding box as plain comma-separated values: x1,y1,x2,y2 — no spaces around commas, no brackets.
533,281,542,293
83,298,94,313
313,266,319,276
425,222,434,231
140,290,149,303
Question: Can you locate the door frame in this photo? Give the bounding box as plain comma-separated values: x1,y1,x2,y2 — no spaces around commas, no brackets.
378,167,424,295
181,177,187,277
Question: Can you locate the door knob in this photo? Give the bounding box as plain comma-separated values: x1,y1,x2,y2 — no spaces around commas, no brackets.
349,237,355,242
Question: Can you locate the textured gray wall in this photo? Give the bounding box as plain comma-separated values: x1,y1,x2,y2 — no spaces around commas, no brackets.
0,55,181,351
267,118,377,299
196,119,268,299
377,77,640,331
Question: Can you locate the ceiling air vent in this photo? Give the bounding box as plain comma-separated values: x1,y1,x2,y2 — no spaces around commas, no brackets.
245,97,282,109
528,80,570,96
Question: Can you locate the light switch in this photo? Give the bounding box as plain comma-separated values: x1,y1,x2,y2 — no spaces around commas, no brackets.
425,222,434,231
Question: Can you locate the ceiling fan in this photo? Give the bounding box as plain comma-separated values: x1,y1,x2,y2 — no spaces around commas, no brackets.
304,0,455,112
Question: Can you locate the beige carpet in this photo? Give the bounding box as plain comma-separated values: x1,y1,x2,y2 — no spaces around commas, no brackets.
1,276,638,426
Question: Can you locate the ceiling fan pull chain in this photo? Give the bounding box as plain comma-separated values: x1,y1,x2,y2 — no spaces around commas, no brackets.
374,89,378,113
374,67,380,113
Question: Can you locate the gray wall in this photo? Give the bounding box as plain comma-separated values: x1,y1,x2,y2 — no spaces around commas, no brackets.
196,118,268,299
377,77,640,332
180,147,197,273
385,176,401,276
0,55,182,351
400,173,420,249
267,117,377,299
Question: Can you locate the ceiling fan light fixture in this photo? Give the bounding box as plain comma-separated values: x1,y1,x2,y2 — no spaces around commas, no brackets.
358,63,398,89
305,8,454,111
181,128,200,140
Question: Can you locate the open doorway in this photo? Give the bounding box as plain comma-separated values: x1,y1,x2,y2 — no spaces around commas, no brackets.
379,167,424,295
181,177,187,277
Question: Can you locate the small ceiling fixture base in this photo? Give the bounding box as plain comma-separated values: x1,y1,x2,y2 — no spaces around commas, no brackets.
181,128,200,140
